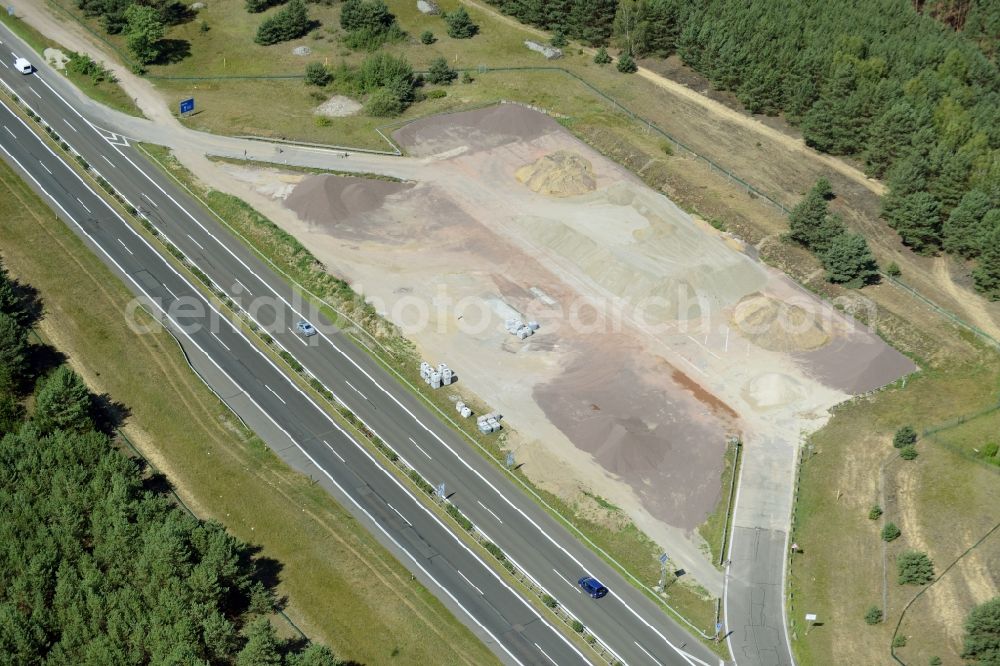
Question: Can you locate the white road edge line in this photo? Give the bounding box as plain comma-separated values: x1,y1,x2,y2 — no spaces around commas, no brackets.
456,570,484,596
3,125,14,137
477,501,503,524
408,437,432,460
116,238,133,255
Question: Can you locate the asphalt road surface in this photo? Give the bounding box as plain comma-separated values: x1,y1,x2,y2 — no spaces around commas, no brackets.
0,25,727,666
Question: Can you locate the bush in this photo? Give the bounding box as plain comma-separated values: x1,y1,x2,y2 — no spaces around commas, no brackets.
245,0,281,12
542,594,558,608
420,29,435,44
445,502,473,531
571,620,585,633
900,445,918,460
304,61,332,86
594,46,612,64
868,505,883,520
982,442,999,459
65,51,115,83
551,30,567,48
864,606,883,625
461,71,474,84
929,657,942,665
961,597,1000,663
881,522,901,542
255,0,311,45
659,140,673,156
357,52,414,93
445,7,478,39
426,56,457,85
893,425,918,448
886,261,901,277
426,88,447,99
892,634,907,648
616,52,637,73
897,550,934,585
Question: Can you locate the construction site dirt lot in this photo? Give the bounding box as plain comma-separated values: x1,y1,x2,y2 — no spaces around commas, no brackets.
214,105,915,593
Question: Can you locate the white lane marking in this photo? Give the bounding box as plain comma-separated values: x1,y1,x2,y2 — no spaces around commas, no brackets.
535,644,558,666
162,282,179,299
75,197,91,213
3,125,14,137
264,384,286,405
477,500,503,524
186,233,204,250
235,278,252,295
456,570,484,596
0,60,6,69
552,569,580,592
28,85,41,98
102,154,114,167
63,118,77,132
116,238,133,255
387,503,411,526
345,380,367,400
142,193,158,207
31,74,87,122
292,332,308,346
39,161,52,175
0,123,545,666
322,439,346,462
408,437,431,460
210,331,230,351
635,641,665,666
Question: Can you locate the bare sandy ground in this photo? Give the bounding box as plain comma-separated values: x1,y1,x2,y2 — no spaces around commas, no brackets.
196,105,914,594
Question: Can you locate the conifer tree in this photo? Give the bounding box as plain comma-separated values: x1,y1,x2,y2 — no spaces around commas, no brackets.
973,222,1000,300
943,189,993,257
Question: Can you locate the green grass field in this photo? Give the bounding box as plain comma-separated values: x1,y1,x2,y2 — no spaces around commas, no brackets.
0,149,498,665
788,354,1000,665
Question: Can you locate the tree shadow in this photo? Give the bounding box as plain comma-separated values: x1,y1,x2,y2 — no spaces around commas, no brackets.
25,342,66,392
161,1,197,26
155,39,192,66
92,392,132,435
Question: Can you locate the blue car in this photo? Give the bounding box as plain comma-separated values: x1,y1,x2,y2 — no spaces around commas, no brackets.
578,576,609,599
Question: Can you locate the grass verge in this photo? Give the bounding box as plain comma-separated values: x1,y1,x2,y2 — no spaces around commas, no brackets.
137,142,725,647
0,133,498,666
0,12,142,117
787,359,1000,666
698,438,741,566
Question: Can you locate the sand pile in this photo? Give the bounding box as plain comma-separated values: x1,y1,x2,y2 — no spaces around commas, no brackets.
731,293,830,352
315,95,362,118
515,151,596,197
741,373,807,410
284,174,409,227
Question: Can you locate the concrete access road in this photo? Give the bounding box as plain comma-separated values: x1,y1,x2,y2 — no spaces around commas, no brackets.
0,22,721,666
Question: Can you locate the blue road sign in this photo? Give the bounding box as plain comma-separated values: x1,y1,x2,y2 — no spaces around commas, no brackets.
179,97,194,115
505,451,514,468
659,553,669,564
716,622,723,633
436,482,446,497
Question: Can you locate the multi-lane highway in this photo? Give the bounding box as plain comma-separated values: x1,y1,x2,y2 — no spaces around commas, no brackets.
0,23,723,666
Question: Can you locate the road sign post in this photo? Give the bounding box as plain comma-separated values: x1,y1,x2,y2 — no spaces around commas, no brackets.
505,451,514,469
656,553,670,591
179,97,195,116
436,482,446,501
805,613,817,635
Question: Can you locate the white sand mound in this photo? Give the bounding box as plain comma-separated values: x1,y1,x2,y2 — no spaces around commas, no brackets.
741,373,807,409
315,95,362,118
515,150,596,197
731,293,830,352
284,174,408,226
43,48,69,70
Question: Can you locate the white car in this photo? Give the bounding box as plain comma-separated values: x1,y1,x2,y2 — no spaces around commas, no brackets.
13,57,32,75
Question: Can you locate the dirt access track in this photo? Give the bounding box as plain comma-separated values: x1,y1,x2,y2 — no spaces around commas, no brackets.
218,104,915,593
